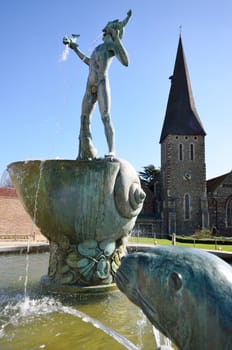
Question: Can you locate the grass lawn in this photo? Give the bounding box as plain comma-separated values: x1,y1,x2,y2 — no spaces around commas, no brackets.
128,236,232,252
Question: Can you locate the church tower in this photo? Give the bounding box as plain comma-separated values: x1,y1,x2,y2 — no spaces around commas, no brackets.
160,36,208,235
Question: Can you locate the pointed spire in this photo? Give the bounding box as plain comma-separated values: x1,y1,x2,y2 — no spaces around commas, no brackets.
160,35,206,143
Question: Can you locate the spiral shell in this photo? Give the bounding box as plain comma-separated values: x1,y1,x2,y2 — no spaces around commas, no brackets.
114,159,145,218
129,182,146,210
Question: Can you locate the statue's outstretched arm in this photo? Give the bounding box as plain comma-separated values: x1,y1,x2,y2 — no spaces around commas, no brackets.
70,44,90,66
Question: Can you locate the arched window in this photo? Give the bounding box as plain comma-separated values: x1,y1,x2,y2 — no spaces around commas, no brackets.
184,193,190,220
189,143,194,161
179,143,183,161
227,198,232,227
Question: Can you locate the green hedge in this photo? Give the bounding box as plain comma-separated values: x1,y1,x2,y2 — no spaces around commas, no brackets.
168,235,232,245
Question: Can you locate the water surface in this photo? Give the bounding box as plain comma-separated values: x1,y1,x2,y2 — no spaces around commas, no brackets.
0,253,155,350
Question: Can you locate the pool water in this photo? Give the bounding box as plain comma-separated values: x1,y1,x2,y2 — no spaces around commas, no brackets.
0,253,155,350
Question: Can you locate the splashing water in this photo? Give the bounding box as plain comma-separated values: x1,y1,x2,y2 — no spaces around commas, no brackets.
60,44,70,62
0,296,60,339
0,296,139,350
0,252,156,349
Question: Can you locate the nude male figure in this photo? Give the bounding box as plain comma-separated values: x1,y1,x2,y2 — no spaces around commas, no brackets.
63,10,132,159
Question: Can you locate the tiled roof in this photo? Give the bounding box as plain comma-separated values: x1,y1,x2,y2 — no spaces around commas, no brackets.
207,172,231,193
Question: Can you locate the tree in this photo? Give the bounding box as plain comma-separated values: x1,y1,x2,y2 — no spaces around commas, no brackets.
0,169,13,188
138,165,160,192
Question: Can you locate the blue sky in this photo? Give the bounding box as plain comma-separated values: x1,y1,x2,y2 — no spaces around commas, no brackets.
1,0,231,181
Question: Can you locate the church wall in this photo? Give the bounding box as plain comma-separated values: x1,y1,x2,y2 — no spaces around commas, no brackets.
161,135,207,235
208,172,232,236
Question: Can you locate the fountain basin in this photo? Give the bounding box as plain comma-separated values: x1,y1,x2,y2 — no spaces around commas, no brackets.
7,159,145,286
7,159,144,243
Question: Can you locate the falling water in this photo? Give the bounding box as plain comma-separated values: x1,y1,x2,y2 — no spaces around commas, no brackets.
24,160,45,298
60,44,70,62
136,310,148,349
153,326,173,348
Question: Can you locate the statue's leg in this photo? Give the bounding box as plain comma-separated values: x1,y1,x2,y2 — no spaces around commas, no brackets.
78,92,97,159
98,81,115,156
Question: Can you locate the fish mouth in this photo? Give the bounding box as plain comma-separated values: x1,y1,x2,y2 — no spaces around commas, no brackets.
136,289,171,339
115,255,137,293
115,268,133,294
115,267,141,306
136,289,158,321
114,268,126,291
116,268,162,330
115,253,168,337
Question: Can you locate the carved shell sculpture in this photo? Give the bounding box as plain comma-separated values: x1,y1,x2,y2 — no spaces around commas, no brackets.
114,159,146,219
51,238,124,285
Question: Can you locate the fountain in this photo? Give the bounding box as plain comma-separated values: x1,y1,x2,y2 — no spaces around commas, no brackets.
5,3,232,347
2,9,164,350
3,10,189,349
6,9,232,349
7,9,145,292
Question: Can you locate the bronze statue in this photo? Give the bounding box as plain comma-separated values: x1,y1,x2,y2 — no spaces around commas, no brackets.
63,10,132,159
7,10,146,291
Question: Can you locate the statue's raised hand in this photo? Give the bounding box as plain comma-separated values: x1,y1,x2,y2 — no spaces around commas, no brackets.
63,34,79,49
127,9,132,18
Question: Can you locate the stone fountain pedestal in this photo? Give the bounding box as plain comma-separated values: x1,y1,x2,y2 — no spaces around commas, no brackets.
8,158,145,290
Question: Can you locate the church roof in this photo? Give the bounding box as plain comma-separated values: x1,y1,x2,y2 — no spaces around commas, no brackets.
207,172,232,193
160,36,206,143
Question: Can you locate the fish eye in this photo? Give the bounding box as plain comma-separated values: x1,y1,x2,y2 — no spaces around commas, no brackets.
168,271,182,291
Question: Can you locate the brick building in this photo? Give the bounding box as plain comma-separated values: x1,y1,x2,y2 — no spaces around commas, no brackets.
135,36,232,237
0,187,45,241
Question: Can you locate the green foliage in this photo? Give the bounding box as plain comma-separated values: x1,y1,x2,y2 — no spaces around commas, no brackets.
138,165,160,192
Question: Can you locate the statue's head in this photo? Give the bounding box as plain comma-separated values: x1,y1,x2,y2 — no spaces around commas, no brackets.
102,20,124,40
